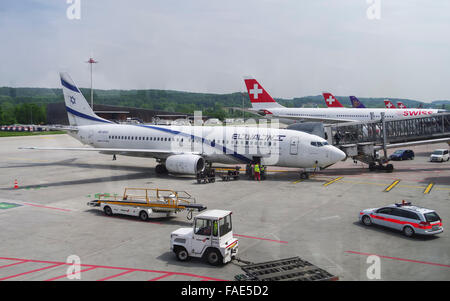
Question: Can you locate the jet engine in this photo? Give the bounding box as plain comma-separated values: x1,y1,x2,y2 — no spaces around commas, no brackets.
165,154,205,174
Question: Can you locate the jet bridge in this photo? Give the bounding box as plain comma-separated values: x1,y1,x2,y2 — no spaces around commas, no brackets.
323,112,450,171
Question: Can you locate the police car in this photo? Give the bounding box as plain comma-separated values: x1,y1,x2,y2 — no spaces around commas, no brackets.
359,201,443,237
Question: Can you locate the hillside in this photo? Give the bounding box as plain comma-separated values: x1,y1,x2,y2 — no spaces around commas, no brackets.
0,86,448,124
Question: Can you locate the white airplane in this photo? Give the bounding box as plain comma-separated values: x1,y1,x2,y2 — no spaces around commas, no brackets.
244,77,444,123
20,73,346,178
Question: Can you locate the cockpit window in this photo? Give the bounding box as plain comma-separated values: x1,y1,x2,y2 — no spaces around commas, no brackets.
311,141,327,147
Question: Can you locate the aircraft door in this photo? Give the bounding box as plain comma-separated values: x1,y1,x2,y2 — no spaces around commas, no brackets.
87,129,95,145
289,137,299,155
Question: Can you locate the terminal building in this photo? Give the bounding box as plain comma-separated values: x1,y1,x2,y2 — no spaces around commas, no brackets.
46,102,198,125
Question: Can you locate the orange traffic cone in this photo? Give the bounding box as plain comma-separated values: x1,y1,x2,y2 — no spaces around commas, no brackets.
14,179,19,189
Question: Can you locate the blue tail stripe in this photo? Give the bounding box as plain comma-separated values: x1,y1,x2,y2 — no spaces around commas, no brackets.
61,78,80,93
66,106,112,124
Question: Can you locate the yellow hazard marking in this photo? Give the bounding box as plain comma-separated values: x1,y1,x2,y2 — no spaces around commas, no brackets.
384,180,400,192
423,183,434,194
323,177,343,187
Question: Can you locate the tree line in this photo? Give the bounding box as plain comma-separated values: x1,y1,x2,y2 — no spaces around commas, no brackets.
0,86,448,125
0,102,46,125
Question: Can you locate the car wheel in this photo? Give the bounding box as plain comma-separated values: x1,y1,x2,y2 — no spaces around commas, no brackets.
104,206,113,216
362,215,372,226
403,226,415,237
206,249,223,266
139,210,148,221
175,247,189,261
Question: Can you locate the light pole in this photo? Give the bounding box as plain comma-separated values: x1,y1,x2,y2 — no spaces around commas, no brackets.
85,57,98,109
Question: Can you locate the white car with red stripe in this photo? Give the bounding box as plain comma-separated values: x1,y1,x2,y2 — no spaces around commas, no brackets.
359,202,443,237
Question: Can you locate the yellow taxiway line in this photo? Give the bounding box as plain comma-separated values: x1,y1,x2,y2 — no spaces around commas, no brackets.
384,180,401,192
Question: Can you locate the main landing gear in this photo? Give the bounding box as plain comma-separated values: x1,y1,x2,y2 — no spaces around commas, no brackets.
155,164,168,175
299,172,309,179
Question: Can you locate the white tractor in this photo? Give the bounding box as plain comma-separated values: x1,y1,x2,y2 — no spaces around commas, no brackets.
170,210,238,265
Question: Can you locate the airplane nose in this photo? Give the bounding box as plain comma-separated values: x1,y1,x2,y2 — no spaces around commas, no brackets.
335,148,346,161
331,147,346,162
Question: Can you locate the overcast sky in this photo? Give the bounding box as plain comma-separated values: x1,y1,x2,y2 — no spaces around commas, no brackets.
0,0,449,102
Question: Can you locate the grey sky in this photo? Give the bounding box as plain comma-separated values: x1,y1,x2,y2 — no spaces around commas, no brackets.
0,0,449,102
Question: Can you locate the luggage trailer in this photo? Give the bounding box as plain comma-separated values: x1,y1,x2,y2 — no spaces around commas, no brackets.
87,188,207,221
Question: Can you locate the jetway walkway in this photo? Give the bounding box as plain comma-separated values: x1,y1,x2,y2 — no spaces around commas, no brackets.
323,112,450,169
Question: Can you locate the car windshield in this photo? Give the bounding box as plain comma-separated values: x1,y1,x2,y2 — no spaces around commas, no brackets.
393,150,403,154
195,218,212,236
432,150,443,155
424,212,441,222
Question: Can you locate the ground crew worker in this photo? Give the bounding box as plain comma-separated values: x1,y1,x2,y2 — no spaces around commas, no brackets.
260,165,265,180
213,221,218,236
254,163,261,181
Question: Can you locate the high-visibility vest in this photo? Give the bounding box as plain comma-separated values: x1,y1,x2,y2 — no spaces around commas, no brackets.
254,165,260,172
213,221,218,236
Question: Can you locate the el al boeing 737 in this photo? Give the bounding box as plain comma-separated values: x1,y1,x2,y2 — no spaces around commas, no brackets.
20,73,346,178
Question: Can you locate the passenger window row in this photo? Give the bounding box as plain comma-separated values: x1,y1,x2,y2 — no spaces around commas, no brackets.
107,135,277,146
108,135,184,142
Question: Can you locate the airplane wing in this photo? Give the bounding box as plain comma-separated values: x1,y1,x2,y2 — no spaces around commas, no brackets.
19,147,199,159
272,114,356,123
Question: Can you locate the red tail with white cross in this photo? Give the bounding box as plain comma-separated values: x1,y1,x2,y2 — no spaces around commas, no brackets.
384,100,397,109
244,77,284,109
322,93,344,107
397,101,407,109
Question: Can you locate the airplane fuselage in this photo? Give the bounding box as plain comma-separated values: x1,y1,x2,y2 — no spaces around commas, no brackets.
262,107,441,122
75,124,345,168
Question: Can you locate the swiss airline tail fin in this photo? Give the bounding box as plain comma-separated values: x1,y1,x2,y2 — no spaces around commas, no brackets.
349,96,366,108
322,93,344,107
384,100,397,109
244,77,284,110
397,101,407,109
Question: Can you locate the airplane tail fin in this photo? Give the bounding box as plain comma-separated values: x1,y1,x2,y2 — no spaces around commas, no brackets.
60,72,112,126
244,77,284,110
322,93,344,107
397,101,407,109
384,99,397,109
350,96,366,108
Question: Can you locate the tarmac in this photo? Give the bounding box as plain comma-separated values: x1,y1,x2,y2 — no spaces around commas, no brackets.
0,134,449,281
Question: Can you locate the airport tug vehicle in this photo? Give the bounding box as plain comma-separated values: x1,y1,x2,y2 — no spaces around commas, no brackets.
170,210,238,265
87,188,206,221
